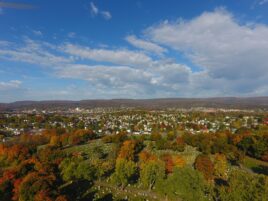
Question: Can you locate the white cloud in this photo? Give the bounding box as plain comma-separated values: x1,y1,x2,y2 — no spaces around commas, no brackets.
32,30,42,36
146,8,268,82
259,0,268,5
55,62,192,97
126,35,167,55
67,32,76,38
0,40,11,46
0,39,72,67
101,11,112,20
61,43,153,67
58,64,151,87
0,80,22,90
89,2,111,20
90,2,98,16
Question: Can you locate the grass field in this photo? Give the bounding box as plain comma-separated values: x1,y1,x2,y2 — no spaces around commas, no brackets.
243,156,268,175
64,140,115,154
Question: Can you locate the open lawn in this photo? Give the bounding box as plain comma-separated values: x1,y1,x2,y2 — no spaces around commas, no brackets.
60,179,166,201
63,139,116,157
243,156,268,175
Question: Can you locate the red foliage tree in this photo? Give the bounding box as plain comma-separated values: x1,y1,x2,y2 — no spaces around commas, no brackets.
161,154,174,174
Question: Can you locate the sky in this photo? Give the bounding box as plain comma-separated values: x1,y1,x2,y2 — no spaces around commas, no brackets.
0,0,268,102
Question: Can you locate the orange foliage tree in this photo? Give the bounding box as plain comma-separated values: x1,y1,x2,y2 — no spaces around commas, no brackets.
194,154,214,181
138,150,157,169
118,140,137,161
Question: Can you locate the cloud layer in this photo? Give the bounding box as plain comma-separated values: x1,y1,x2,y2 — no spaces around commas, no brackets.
146,9,268,80
1,9,268,101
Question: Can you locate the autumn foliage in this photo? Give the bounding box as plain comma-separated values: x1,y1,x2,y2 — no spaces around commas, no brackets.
161,154,185,173
194,154,214,181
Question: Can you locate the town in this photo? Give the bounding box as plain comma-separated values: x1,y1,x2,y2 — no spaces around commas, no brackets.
1,107,267,140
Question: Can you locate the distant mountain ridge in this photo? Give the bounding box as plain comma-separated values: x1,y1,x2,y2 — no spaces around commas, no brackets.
0,97,268,111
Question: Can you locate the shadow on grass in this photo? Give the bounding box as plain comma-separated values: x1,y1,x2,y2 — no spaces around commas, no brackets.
215,178,228,186
251,165,268,176
61,180,94,200
95,193,113,201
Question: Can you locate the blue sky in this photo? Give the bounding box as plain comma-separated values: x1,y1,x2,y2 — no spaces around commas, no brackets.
0,0,268,102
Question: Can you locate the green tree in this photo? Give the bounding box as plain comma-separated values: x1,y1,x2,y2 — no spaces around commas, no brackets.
75,162,96,181
218,170,268,201
59,158,95,182
140,160,165,191
59,158,77,182
111,158,136,189
155,167,210,201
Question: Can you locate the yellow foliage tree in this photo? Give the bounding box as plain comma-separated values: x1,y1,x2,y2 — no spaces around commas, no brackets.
173,155,186,168
214,153,228,179
118,140,136,161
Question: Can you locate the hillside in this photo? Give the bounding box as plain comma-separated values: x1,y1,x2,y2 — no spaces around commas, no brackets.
0,97,268,111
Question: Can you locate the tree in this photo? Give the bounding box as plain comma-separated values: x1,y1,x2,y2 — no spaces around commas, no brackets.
59,158,77,182
12,178,23,201
174,136,185,152
211,134,229,154
155,167,210,201
198,136,212,154
93,159,114,179
251,139,268,159
140,160,165,191
237,136,254,153
18,172,56,201
50,136,61,147
261,151,268,162
138,150,156,164
194,154,214,181
75,162,96,181
59,158,96,182
111,158,136,189
0,170,16,200
73,129,96,142
118,140,141,161
55,195,69,201
214,153,228,179
218,170,268,201
151,133,162,141
155,138,167,150
161,154,174,174
173,155,186,168
167,131,175,141
34,190,53,201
